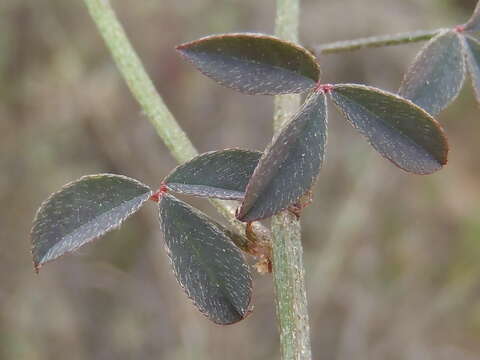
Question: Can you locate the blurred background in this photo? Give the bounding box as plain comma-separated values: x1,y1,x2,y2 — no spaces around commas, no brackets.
1,0,480,359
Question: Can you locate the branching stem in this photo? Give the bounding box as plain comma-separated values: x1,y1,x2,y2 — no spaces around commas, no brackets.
316,28,443,54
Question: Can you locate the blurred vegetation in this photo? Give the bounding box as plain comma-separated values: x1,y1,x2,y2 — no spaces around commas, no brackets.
2,0,480,359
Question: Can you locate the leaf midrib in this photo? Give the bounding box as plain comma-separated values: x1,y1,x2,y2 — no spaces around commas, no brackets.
334,91,439,162
169,200,246,321
201,51,318,84
43,194,148,260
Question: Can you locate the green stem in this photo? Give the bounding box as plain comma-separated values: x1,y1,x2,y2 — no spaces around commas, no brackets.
316,28,443,54
82,0,271,246
273,1,312,359
83,0,196,163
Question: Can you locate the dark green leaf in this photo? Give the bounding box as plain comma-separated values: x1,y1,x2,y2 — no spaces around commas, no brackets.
463,35,480,102
330,84,448,174
31,174,152,270
237,91,327,222
398,30,465,115
464,2,480,32
164,149,261,200
176,33,320,95
158,194,252,325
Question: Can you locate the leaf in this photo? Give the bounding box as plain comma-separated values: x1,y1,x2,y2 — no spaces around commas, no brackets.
158,193,252,325
31,174,152,270
463,35,480,102
330,84,449,174
236,91,327,222
464,2,480,33
164,149,261,200
176,33,320,95
398,30,465,115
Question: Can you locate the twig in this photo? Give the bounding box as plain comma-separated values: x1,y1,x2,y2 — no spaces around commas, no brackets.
315,29,442,55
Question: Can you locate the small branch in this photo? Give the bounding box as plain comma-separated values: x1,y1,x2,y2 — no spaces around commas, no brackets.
82,0,271,246
272,1,312,360
83,0,196,163
315,29,443,55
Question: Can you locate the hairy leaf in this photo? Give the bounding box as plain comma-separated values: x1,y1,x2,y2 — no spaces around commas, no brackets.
158,194,252,325
399,30,465,115
330,84,448,174
464,35,480,102
465,2,480,32
237,91,327,222
31,174,152,270
164,149,261,200
176,33,320,95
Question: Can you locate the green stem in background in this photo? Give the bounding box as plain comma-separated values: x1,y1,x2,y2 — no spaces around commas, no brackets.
84,0,196,163
273,1,312,360
315,28,442,54
82,0,271,248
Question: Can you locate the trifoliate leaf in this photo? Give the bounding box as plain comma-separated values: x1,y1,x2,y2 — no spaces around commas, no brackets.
164,149,261,200
237,91,327,222
399,30,465,115
31,174,152,271
176,33,320,95
158,193,252,325
330,84,448,174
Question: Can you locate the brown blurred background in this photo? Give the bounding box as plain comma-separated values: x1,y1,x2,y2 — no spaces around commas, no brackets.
2,0,480,359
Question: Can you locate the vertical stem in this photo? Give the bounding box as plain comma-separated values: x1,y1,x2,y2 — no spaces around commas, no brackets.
273,1,312,359
273,0,301,131
271,213,312,360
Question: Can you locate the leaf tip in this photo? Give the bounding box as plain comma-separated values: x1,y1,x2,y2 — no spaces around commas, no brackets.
210,300,253,326
175,42,193,60
33,262,40,274
227,306,254,326
29,174,152,270
31,242,50,273
175,43,187,53
31,249,42,274
234,206,250,223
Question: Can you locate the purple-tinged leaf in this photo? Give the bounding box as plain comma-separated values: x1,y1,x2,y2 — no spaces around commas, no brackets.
176,33,320,95
31,174,152,271
464,2,480,33
237,91,327,222
158,194,252,325
164,149,261,200
463,35,480,102
330,84,448,175
399,30,465,115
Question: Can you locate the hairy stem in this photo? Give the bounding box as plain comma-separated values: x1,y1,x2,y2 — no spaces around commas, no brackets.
83,0,196,163
315,29,442,54
82,0,271,245
273,1,312,359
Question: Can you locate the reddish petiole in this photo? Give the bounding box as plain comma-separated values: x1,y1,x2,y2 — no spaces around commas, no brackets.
149,184,168,202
